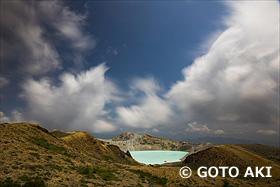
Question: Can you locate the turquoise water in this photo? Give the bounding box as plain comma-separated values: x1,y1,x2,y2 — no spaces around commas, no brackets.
130,150,188,165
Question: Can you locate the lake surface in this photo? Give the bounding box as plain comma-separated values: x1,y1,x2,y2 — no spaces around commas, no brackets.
130,150,188,164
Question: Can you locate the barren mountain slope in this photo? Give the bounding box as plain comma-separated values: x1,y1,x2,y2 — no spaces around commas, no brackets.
101,132,213,153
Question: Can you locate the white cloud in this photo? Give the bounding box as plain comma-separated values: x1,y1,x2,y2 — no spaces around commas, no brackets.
1,0,95,76
185,122,225,135
116,1,278,133
256,130,278,135
116,77,173,128
93,120,116,133
38,0,96,51
152,128,160,133
0,110,25,123
10,110,25,123
0,77,9,88
167,1,279,128
214,130,225,135
185,122,210,133
1,1,60,75
19,64,118,133
0,112,10,123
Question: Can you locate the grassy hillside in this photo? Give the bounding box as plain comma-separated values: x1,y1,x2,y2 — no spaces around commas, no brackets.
0,123,142,186
237,144,280,164
1,122,280,187
58,131,136,165
183,145,280,181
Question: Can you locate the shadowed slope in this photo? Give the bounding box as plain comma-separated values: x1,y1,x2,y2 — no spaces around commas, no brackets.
183,144,280,177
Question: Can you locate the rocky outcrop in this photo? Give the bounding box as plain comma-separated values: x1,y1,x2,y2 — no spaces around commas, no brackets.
112,132,140,141
100,132,214,154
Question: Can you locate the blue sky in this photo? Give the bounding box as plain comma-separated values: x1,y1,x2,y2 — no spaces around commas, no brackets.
1,0,279,146
76,1,227,87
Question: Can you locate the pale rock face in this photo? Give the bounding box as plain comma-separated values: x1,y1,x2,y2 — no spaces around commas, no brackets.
100,132,214,155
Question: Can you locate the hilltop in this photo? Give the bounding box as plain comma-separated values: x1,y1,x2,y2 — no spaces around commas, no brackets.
0,123,143,186
183,145,280,175
50,130,136,165
237,144,280,164
1,122,280,187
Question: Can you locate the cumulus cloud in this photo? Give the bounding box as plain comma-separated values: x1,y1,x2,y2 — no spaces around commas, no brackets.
38,0,96,51
115,1,278,137
19,64,117,133
167,1,279,128
185,122,211,133
93,120,116,133
1,0,278,140
256,130,278,135
152,128,160,133
0,77,9,88
185,122,224,134
116,78,174,128
0,0,95,76
214,130,225,135
0,110,25,123
0,112,10,123
114,1,278,136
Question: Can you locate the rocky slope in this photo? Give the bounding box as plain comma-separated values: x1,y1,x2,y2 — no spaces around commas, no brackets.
100,132,213,155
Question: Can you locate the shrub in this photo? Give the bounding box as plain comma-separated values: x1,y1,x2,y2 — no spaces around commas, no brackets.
0,178,20,187
78,166,117,181
22,177,46,187
222,178,230,187
29,153,40,159
27,137,75,158
45,164,62,171
129,169,167,186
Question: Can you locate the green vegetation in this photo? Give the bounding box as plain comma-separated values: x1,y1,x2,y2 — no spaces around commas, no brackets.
29,152,40,159
25,165,43,170
62,158,73,164
44,155,53,161
21,177,46,187
237,144,280,163
45,164,62,171
26,147,38,151
78,166,117,181
27,137,75,158
77,166,97,179
11,166,19,169
129,169,167,186
0,178,20,187
223,178,230,187
19,175,29,181
0,177,46,187
103,155,112,161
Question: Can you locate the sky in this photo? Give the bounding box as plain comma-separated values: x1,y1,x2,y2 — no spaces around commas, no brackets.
0,0,279,146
